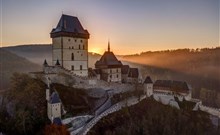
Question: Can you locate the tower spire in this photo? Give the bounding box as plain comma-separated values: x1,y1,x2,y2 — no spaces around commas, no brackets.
108,40,110,52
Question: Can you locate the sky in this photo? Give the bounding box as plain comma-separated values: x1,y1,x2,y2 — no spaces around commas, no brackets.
1,0,219,55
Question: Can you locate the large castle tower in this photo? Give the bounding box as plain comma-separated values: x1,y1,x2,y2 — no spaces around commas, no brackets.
50,14,90,76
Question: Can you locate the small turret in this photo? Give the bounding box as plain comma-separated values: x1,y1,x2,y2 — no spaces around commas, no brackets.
55,59,60,66
43,59,48,66
47,91,62,122
144,76,153,97
108,40,110,52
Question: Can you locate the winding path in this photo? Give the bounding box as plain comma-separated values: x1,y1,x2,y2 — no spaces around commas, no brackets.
77,95,146,135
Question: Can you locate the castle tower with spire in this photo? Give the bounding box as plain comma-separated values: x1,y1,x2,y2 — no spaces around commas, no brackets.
95,41,123,82
108,40,110,52
50,14,90,76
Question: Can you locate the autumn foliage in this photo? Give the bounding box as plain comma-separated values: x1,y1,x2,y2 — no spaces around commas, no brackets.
44,124,70,135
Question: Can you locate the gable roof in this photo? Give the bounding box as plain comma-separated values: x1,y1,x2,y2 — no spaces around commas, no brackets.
144,76,153,84
95,51,123,68
128,68,139,78
51,14,89,38
154,80,189,93
50,91,61,104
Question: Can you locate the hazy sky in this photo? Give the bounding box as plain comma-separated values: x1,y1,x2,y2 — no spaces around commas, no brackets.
1,0,219,55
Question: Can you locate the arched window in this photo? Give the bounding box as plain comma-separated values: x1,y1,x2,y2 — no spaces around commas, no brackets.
82,45,85,50
71,53,74,60
79,45,80,49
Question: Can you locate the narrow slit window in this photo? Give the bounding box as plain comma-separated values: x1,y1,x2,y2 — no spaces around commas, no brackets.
71,53,74,60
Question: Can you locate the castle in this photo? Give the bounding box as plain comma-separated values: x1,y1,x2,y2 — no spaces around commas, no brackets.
47,14,140,83
44,14,192,124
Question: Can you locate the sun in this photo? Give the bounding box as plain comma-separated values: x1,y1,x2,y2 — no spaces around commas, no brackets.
89,48,103,55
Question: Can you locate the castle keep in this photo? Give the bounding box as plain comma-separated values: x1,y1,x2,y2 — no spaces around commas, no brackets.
50,14,89,76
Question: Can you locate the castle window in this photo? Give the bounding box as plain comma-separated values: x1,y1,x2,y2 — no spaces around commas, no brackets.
110,75,112,78
72,46,74,49
68,39,71,42
110,69,112,73
80,65,82,70
81,54,83,56
116,69,118,72
117,74,118,78
64,20,67,29
75,39,77,42
71,53,74,60
82,45,85,50
69,47,71,49
71,65,74,70
79,45,80,49
81,40,83,43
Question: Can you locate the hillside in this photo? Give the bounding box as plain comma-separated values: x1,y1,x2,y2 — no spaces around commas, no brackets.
0,49,41,90
3,44,101,67
88,98,219,135
121,48,220,82
4,44,52,65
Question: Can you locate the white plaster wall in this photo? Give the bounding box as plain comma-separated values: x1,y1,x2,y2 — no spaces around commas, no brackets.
52,36,88,76
199,105,220,118
61,50,88,61
52,103,61,119
48,102,61,121
47,102,52,120
144,83,153,97
153,93,175,105
169,100,180,109
101,68,121,82
46,89,50,101
52,37,62,49
52,49,62,65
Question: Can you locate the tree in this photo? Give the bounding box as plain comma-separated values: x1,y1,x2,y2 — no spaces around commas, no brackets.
1,73,48,135
44,124,70,135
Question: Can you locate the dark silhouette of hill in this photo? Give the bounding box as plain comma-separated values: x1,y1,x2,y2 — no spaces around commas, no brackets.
88,98,219,135
0,48,41,90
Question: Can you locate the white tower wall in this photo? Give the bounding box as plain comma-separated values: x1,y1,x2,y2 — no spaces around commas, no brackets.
47,102,61,121
144,83,153,97
52,37,88,76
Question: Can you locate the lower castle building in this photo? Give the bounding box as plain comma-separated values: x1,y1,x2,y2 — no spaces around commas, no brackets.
143,76,192,99
94,42,139,83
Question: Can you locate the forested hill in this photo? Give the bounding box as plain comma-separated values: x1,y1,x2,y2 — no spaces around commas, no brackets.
0,48,41,90
121,48,220,82
88,98,220,135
